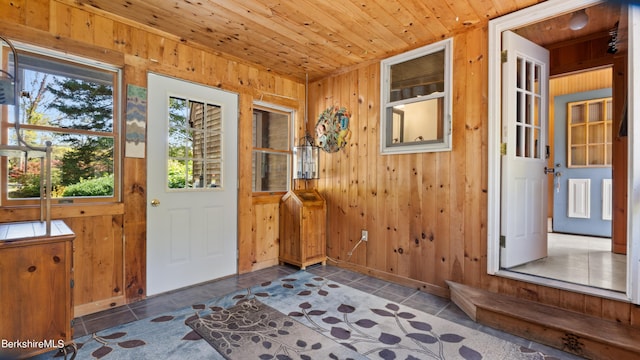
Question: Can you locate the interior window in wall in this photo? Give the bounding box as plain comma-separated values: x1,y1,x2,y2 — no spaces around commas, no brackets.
567,97,612,167
252,103,292,192
380,38,453,154
1,49,120,204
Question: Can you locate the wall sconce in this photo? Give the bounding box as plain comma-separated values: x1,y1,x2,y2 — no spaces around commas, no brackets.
293,132,319,179
569,9,588,31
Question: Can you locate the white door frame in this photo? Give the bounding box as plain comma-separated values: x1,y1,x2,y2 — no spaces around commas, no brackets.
627,5,640,304
487,0,639,303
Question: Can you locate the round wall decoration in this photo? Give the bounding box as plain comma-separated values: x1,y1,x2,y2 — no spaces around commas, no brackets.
315,106,352,153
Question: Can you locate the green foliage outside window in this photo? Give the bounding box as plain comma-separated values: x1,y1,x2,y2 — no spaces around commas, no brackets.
4,51,119,201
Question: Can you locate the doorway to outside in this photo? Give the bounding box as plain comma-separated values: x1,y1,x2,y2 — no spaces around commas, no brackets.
509,68,626,292
146,73,239,296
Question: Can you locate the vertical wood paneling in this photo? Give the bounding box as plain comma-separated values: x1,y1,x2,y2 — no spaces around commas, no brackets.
25,0,50,31
92,15,114,50
252,201,280,270
354,66,370,266
308,26,635,325
396,154,411,277
122,59,147,303
1,0,636,327
365,63,384,271
407,153,423,280
421,154,438,285
434,153,451,286
238,93,257,273
1,0,304,313
61,214,125,315
449,29,468,285
462,26,487,288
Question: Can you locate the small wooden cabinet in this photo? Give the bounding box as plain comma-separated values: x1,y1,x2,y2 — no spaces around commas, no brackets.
0,220,75,359
279,189,327,269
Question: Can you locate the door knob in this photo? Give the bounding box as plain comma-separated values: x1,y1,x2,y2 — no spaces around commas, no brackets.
150,199,160,207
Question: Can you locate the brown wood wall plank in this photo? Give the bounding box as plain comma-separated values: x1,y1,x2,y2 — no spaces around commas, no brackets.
462,26,487,288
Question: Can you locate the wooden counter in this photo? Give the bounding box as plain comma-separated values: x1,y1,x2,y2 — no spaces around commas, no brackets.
0,220,75,359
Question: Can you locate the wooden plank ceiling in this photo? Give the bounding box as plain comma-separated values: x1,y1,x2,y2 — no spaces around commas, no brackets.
66,0,620,81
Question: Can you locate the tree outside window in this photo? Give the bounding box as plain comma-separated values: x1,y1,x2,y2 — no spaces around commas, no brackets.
2,50,120,203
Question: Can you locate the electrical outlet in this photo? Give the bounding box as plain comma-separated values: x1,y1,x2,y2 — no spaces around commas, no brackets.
361,229,368,242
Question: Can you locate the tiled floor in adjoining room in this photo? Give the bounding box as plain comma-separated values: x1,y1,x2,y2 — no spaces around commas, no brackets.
72,264,585,359
509,232,626,292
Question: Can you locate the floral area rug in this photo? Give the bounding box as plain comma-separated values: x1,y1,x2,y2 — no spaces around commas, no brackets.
188,298,364,359
33,271,554,360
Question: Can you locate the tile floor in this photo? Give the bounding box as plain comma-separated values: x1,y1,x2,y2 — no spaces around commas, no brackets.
509,233,626,292
70,264,586,359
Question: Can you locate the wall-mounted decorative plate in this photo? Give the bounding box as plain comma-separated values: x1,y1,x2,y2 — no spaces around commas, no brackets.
315,106,351,153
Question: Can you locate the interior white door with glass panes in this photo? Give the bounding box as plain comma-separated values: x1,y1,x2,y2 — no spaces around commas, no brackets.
146,73,238,296
500,30,549,268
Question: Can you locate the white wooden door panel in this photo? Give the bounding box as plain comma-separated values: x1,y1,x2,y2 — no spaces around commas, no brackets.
500,30,549,268
147,73,238,296
567,178,591,219
602,179,613,221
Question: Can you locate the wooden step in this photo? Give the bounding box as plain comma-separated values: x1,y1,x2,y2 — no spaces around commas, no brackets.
446,281,640,360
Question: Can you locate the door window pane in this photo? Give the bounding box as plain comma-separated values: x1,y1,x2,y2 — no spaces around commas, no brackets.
167,97,222,189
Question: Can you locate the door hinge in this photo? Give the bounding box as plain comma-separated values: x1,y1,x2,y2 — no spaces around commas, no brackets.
500,235,506,248
70,279,74,288
500,143,507,155
501,50,508,63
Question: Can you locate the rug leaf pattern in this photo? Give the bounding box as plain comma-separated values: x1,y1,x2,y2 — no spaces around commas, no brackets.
33,271,558,360
188,298,363,359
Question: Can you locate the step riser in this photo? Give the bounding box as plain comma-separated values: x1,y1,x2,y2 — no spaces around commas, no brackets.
446,281,640,360
477,308,639,360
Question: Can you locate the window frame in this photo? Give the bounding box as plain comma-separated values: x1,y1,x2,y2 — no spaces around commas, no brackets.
1,44,122,205
251,101,293,194
566,97,613,168
380,38,453,154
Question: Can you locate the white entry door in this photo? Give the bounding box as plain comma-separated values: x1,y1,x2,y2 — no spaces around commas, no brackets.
500,31,550,268
146,73,238,295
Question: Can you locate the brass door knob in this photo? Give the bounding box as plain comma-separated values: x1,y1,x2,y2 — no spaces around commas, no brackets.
150,199,160,207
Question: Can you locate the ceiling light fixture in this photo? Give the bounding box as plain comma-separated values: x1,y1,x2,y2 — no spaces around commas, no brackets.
569,9,589,31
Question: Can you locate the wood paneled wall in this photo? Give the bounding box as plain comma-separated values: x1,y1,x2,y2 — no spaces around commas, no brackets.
1,0,304,314
307,27,639,326
1,0,638,329
305,28,488,297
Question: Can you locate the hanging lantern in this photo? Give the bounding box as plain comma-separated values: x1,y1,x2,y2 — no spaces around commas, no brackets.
293,132,319,179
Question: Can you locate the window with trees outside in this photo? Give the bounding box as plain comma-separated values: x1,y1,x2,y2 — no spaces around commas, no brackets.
252,103,292,193
1,49,120,204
